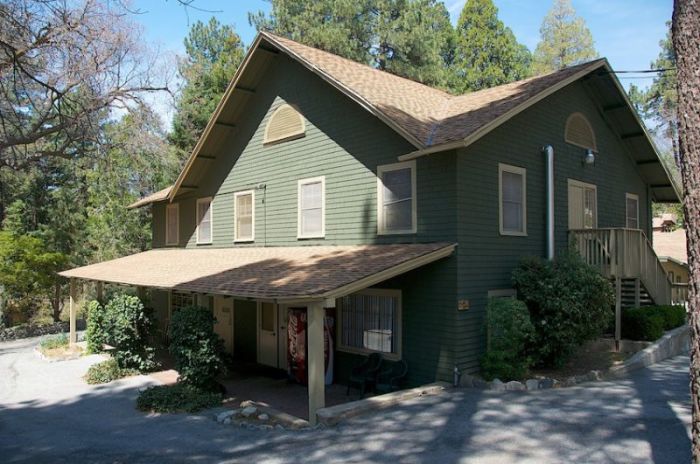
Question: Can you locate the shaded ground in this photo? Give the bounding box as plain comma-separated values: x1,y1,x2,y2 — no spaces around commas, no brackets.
0,336,691,463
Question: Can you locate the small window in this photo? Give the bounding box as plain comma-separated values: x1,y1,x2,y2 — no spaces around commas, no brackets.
499,164,527,236
196,198,213,244
565,112,597,151
338,289,401,359
669,271,675,282
626,193,639,229
298,177,325,238
170,291,194,313
234,190,254,242
165,203,179,246
263,104,305,145
377,160,417,235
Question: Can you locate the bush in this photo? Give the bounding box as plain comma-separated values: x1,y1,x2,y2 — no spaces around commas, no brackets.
104,294,156,371
85,358,139,384
513,249,614,368
169,306,225,389
85,300,109,353
622,305,687,341
39,333,68,350
480,298,535,381
136,383,222,413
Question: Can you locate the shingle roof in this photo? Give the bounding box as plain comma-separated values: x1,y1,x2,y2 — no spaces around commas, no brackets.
266,32,607,148
127,186,172,209
59,243,456,300
653,228,687,264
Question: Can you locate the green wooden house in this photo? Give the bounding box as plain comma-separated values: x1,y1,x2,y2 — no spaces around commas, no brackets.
60,32,679,423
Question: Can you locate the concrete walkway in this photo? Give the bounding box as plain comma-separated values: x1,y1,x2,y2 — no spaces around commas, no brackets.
0,336,691,463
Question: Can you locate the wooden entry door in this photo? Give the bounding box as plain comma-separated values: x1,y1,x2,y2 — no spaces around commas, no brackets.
568,179,597,229
213,296,234,354
257,302,278,368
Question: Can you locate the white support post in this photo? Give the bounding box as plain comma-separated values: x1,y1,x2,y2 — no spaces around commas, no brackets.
69,278,77,347
96,281,104,304
307,301,326,425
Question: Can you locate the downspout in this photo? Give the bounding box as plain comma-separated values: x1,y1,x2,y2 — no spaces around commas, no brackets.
544,145,555,260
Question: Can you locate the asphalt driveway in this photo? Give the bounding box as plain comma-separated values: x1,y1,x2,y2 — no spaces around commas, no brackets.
0,335,691,463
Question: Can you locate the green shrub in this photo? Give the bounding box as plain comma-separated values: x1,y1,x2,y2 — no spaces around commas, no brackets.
104,294,156,371
136,383,222,413
480,298,534,381
40,333,68,350
622,305,687,341
85,300,109,353
513,249,615,368
85,358,139,384
169,306,225,389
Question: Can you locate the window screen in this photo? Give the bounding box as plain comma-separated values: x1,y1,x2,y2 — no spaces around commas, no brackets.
235,192,253,241
339,291,400,355
299,179,324,237
197,199,212,243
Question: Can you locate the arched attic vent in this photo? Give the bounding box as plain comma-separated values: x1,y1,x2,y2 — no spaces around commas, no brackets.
263,104,306,145
565,112,597,151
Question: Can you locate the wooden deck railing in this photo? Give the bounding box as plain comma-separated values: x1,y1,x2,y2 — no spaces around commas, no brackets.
569,228,672,306
672,283,689,305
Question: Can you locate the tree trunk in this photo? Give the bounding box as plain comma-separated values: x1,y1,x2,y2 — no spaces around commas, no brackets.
52,282,62,323
672,1,700,461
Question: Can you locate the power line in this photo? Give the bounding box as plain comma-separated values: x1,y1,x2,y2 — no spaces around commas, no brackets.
610,68,676,74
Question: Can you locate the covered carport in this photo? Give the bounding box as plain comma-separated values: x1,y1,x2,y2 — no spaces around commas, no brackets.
58,242,455,424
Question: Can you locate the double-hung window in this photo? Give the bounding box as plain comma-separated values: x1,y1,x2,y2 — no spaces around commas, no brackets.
499,163,527,236
165,203,179,246
626,193,640,229
338,289,401,359
234,190,254,242
298,177,325,238
196,198,213,244
377,160,416,235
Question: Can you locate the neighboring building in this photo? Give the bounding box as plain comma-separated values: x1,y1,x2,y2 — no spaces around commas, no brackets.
652,213,678,232
60,32,679,423
653,226,689,303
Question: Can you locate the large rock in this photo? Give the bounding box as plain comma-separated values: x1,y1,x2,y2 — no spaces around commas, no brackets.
525,379,539,390
505,381,526,391
241,406,257,418
490,379,505,391
216,410,235,423
258,413,269,421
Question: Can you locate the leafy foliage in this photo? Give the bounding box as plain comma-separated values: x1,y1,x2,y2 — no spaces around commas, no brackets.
532,0,597,74
251,0,455,90
85,300,109,354
103,294,156,372
169,306,226,389
39,333,69,350
623,305,687,341
136,383,222,413
85,358,139,385
450,0,531,93
513,249,614,368
170,18,245,155
480,298,535,381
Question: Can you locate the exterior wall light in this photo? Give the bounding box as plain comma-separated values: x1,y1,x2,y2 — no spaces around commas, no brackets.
583,148,596,166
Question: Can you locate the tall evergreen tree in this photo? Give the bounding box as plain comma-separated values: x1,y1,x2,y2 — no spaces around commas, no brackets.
250,0,455,89
170,18,246,156
450,0,531,93
532,0,597,74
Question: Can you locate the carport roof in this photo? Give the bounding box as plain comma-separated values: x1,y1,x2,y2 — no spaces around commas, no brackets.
59,243,456,302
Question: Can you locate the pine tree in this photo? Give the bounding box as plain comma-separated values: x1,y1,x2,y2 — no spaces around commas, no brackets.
450,0,531,93
170,18,246,156
532,0,597,74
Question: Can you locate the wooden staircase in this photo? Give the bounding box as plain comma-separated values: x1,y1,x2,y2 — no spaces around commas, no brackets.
619,278,654,308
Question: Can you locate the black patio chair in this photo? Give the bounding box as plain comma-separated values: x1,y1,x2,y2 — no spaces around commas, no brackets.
346,352,383,398
375,360,408,394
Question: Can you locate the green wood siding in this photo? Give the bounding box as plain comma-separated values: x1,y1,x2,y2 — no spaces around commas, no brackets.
454,80,652,373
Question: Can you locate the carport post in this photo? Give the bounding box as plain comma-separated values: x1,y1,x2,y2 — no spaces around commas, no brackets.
96,281,104,304
69,278,77,346
307,300,326,425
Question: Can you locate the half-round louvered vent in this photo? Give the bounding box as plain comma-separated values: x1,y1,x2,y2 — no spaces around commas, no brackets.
263,104,306,145
565,112,596,151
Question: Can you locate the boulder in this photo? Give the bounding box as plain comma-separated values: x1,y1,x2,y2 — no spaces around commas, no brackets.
258,413,269,421
505,381,526,391
525,379,539,390
241,406,257,417
490,379,505,391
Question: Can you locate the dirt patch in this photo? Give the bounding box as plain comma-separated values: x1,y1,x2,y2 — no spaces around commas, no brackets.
37,345,84,361
529,339,634,381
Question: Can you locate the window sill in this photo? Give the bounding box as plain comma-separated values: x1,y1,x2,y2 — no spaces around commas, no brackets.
337,345,401,361
297,234,325,240
234,239,254,243
196,241,212,246
377,229,417,236
499,230,527,237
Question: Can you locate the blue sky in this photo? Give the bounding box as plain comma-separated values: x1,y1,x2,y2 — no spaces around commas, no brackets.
131,0,672,122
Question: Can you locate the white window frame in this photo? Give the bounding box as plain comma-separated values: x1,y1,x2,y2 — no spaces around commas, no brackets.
568,179,598,229
498,163,527,236
196,197,213,245
165,203,179,246
625,193,640,229
337,288,402,360
168,291,195,321
297,176,326,239
234,190,255,243
377,160,417,235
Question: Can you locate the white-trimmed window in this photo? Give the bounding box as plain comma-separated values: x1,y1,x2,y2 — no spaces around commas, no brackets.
170,291,194,314
568,179,598,229
499,163,527,236
377,160,417,235
337,289,401,359
165,203,179,246
234,190,254,242
196,197,213,244
626,193,640,229
298,176,325,238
